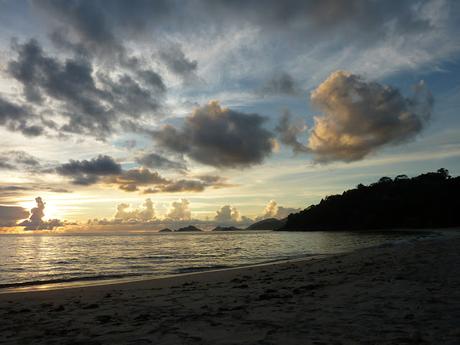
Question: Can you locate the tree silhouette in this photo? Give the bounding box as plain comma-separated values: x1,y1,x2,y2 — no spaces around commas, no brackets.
281,169,460,231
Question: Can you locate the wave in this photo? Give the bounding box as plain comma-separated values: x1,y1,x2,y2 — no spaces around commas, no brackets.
0,272,145,289
174,264,231,274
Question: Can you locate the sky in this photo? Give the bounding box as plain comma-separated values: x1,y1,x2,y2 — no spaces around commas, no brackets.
0,0,460,232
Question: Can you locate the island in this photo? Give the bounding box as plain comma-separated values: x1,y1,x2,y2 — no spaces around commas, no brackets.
246,218,286,230
212,226,242,232
158,228,173,233
175,225,203,232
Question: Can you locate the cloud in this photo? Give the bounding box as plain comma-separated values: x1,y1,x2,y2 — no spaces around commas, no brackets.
35,0,172,58
166,199,191,221
0,184,72,203
214,205,241,224
195,175,233,188
306,71,433,162
114,198,155,221
0,150,42,172
19,197,63,230
142,174,231,194
34,0,171,91
0,96,43,137
107,168,168,192
107,167,227,193
153,101,275,168
202,1,433,42
259,72,302,96
56,155,122,185
159,43,198,82
144,179,206,194
6,39,165,138
35,1,434,49
259,200,300,220
275,111,309,153
135,152,187,171
55,154,232,193
0,205,29,227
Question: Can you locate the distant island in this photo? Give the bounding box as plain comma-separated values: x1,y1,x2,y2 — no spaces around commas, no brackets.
175,225,203,232
212,226,242,232
246,218,286,230
159,228,173,233
280,169,460,231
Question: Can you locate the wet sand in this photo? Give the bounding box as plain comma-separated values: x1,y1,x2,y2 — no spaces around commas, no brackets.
1,235,459,344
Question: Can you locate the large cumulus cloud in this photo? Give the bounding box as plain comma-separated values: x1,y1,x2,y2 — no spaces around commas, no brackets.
258,200,300,220
277,71,433,162
19,197,63,230
114,198,155,221
214,205,241,224
307,71,433,162
166,199,191,221
153,101,275,168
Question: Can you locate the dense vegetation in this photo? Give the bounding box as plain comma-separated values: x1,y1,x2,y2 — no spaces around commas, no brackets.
281,169,460,231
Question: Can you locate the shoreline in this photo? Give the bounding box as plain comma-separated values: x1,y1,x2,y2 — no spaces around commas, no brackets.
1,232,459,344
0,232,460,345
0,228,444,294
0,253,331,295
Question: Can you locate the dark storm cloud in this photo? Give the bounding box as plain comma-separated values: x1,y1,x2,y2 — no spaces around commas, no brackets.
98,72,164,116
135,152,187,171
33,1,436,60
259,72,302,96
8,39,111,137
275,111,309,154
0,96,43,137
159,43,198,81
56,155,122,185
136,70,166,92
35,0,173,55
7,39,165,138
0,205,29,227
153,101,275,168
307,71,433,162
36,0,127,60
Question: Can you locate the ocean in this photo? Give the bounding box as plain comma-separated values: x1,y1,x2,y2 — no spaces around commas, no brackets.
0,230,431,291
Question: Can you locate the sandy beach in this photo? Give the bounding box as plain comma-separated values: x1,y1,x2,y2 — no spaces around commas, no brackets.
1,234,459,345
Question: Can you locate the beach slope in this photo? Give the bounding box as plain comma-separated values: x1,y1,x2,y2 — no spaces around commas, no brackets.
1,236,459,344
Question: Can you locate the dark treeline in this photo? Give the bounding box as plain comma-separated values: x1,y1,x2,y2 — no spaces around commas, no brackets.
281,169,460,231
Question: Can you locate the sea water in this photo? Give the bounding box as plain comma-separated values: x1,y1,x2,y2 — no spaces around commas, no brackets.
0,230,432,291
